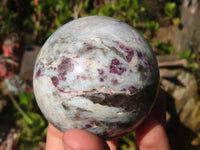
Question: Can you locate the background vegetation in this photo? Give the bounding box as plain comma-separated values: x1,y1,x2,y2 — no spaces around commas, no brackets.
1,0,199,150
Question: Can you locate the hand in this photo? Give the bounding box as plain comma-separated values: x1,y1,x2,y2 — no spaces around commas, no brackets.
45,89,170,150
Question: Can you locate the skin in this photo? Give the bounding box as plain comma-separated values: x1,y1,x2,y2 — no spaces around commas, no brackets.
46,89,170,150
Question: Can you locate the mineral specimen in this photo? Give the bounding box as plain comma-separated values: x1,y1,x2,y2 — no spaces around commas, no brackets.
33,16,160,139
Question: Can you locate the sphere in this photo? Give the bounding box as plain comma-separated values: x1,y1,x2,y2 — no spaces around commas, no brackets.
33,16,159,139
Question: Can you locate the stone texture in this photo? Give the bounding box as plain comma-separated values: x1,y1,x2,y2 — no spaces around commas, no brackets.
160,68,199,126
174,0,200,53
160,67,200,149
33,16,159,139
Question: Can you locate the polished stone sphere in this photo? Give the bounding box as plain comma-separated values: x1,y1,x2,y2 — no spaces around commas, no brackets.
33,16,159,139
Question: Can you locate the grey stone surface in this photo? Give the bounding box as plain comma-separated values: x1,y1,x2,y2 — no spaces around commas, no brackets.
33,16,159,139
174,0,200,53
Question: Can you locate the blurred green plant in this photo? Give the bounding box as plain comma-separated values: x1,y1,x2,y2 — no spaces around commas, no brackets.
0,0,163,44
164,2,176,19
6,91,47,150
164,2,180,26
144,21,159,33
151,39,173,54
143,21,159,38
180,50,199,69
30,0,73,43
180,50,196,62
118,131,136,150
97,0,141,26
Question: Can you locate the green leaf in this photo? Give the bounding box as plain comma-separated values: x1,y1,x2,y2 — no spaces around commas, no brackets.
18,112,47,142
164,2,176,18
144,21,159,32
151,39,173,54
118,131,136,150
180,50,196,62
98,4,115,16
172,17,180,26
18,91,34,112
19,142,38,150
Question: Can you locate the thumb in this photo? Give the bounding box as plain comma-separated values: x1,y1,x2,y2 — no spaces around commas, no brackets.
63,129,110,150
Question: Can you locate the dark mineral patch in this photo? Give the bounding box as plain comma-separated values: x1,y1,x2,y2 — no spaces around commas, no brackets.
100,78,104,82
79,84,158,113
110,58,127,75
128,86,138,94
62,102,69,110
36,69,42,77
111,79,118,84
97,69,104,75
80,93,136,111
58,58,74,81
125,48,134,62
137,50,143,59
51,76,59,87
119,44,125,50
111,58,120,65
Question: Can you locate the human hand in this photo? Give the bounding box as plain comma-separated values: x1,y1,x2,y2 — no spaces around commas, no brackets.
45,89,170,150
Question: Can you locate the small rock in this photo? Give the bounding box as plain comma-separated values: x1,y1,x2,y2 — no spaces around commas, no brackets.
160,68,200,132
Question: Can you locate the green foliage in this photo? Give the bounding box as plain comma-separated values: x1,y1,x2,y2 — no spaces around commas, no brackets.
180,50,199,69
144,21,159,32
96,0,155,30
0,0,161,44
18,112,47,142
17,92,47,143
87,0,141,27
19,142,38,150
164,2,181,26
2,91,47,149
142,21,159,37
18,91,35,112
151,39,173,54
118,131,136,150
180,50,196,62
98,3,115,16
30,0,73,43
164,2,177,19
